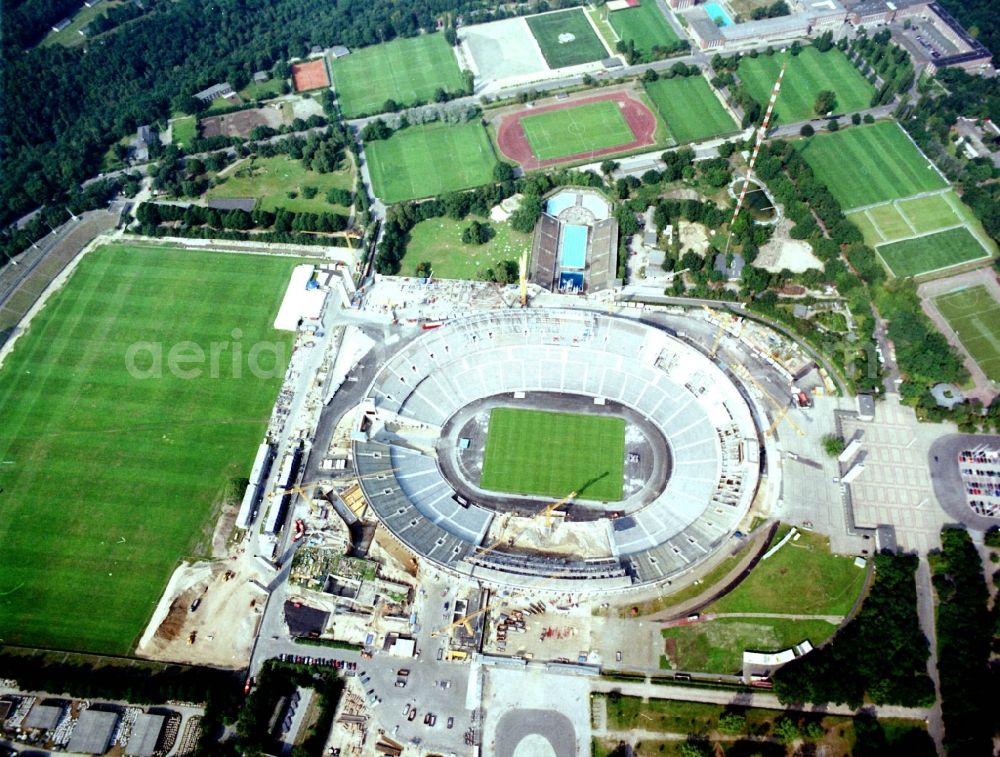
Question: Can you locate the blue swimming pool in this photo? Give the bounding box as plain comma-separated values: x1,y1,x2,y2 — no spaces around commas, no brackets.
703,1,733,26
560,225,588,270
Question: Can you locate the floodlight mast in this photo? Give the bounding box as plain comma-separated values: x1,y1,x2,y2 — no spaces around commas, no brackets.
725,62,787,255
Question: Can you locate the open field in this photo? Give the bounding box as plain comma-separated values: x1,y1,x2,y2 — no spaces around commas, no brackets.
365,121,496,204
239,78,284,101
331,34,465,117
42,0,124,46
206,155,353,213
877,227,990,278
526,9,609,68
481,408,625,501
607,2,681,57
737,47,874,124
644,76,737,144
797,121,948,209
709,530,866,616
402,216,532,280
934,285,1000,382
170,116,198,148
0,244,296,654
521,100,635,160
661,617,838,673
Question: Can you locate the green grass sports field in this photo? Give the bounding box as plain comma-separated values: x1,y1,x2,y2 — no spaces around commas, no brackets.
521,100,634,160
0,244,296,654
737,47,874,124
797,121,948,209
934,286,1000,382
877,227,989,278
607,2,680,57
481,408,625,501
365,121,496,203
206,155,354,213
527,9,609,68
644,76,737,144
170,116,198,148
331,34,465,118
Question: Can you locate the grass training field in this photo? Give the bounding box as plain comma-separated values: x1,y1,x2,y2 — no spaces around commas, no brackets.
877,227,989,278
526,9,609,69
239,78,284,101
644,76,737,144
521,100,634,160
481,408,625,501
0,244,297,654
365,121,497,204
403,216,532,280
206,155,354,213
709,529,866,616
607,2,681,57
934,285,1000,382
331,34,465,118
797,121,948,209
847,190,997,251
737,47,874,124
170,116,198,148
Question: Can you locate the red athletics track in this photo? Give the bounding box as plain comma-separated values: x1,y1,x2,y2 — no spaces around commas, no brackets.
495,91,658,171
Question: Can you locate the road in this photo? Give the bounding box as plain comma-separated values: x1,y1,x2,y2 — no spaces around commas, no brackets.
915,556,945,753
590,678,933,721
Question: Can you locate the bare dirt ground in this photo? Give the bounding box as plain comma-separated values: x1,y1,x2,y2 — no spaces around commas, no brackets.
755,216,822,273
918,267,1000,404
136,517,268,668
677,221,711,256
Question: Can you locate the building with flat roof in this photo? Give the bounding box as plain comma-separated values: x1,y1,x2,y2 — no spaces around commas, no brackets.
24,702,64,731
193,82,234,103
125,713,165,757
66,709,119,754
686,0,846,50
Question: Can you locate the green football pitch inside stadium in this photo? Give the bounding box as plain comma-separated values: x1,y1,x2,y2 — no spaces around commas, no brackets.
876,227,989,278
527,9,609,69
737,47,874,124
480,407,625,501
331,33,465,118
797,121,948,209
935,285,1000,382
521,100,635,160
0,244,296,654
607,2,681,58
644,76,737,144
365,121,497,203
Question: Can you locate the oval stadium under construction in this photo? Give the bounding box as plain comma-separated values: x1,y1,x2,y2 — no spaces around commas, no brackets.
353,309,762,593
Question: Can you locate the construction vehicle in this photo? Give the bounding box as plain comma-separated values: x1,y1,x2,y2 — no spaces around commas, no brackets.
430,603,500,638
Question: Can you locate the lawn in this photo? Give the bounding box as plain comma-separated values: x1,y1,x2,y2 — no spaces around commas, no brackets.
206,155,354,213
797,121,948,209
171,116,198,148
644,75,737,144
331,34,465,118
480,408,625,501
877,227,990,278
365,121,497,204
661,618,838,673
402,216,532,280
934,285,1000,382
607,2,681,57
521,100,635,160
847,190,996,250
737,47,874,124
239,78,284,101
708,529,866,616
0,244,297,654
526,9,609,69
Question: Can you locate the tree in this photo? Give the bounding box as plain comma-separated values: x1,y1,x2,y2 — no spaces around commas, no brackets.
642,67,659,82
852,112,862,125
492,162,514,182
800,123,815,137
461,220,494,245
444,27,457,45
509,195,543,233
600,159,619,177
827,118,840,131
814,89,837,116
822,434,846,457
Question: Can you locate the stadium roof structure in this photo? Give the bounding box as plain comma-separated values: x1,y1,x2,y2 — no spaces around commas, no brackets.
354,309,761,591
66,709,119,754
125,713,165,757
